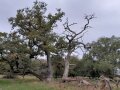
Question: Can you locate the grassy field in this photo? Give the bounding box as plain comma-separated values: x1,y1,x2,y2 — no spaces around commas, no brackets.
0,75,55,90
0,79,55,90
0,75,119,90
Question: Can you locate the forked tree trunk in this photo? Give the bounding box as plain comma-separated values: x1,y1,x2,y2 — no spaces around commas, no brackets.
45,51,53,82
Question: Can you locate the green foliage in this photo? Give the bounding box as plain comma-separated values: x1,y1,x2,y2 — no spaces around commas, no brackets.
72,59,114,78
69,56,80,64
0,62,9,74
8,1,65,55
72,60,92,77
51,55,64,78
87,36,120,64
0,32,30,78
77,36,120,77
7,0,65,79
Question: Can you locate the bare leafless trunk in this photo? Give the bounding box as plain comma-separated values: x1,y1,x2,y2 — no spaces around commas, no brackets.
62,52,71,79
62,58,69,79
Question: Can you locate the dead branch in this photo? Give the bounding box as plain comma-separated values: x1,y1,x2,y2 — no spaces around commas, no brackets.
63,14,95,50
111,77,120,88
76,14,95,36
99,75,112,90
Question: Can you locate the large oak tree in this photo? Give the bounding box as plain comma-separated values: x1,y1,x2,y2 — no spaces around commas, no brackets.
8,1,64,81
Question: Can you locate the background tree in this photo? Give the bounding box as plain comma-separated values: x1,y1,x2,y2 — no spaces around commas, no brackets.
81,36,120,77
0,31,29,78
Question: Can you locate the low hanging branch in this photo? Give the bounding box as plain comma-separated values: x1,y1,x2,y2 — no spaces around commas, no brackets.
62,14,95,79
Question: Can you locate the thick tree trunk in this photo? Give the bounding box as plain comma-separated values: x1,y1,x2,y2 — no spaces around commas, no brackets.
62,58,69,79
62,52,71,80
45,51,53,82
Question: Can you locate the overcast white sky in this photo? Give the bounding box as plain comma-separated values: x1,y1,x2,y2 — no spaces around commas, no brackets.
0,0,120,43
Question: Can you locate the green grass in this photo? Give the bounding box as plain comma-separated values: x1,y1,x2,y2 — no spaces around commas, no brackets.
0,79,55,90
